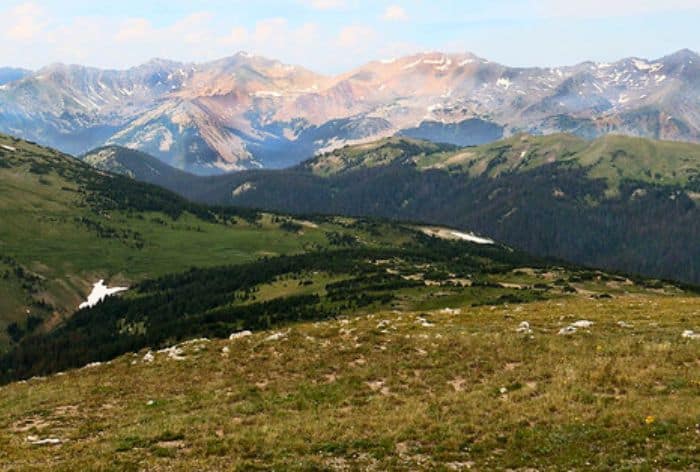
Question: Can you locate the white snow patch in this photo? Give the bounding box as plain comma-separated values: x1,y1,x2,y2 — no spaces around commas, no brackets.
420,227,495,245
1,144,16,152
632,59,652,71
143,351,155,363
436,58,453,71
253,90,283,98
424,57,448,65
571,320,593,328
450,231,495,245
497,78,512,90
403,58,424,69
617,321,634,329
79,280,128,309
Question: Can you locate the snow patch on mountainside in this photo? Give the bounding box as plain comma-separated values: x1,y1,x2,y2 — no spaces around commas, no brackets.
419,227,495,245
79,280,128,309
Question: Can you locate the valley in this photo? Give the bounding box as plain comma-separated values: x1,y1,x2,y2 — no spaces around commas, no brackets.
1,113,699,471
2,3,699,470
81,134,700,286
0,133,415,348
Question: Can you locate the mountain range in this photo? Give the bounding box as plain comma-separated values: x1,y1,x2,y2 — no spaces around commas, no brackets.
3,80,700,468
2,49,700,174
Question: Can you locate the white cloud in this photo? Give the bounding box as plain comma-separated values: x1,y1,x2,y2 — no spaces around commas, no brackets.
536,0,700,18
114,18,152,43
223,26,249,45
336,25,376,49
241,18,319,56
300,0,348,10
383,5,408,22
3,2,48,41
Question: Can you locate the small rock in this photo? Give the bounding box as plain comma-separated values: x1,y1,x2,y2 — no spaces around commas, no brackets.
682,330,700,340
157,346,185,361
265,331,287,342
26,436,61,445
229,330,252,340
440,308,461,315
516,321,532,334
558,326,578,336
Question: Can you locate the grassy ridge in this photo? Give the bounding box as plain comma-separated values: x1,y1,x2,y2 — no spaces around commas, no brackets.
315,133,700,192
2,228,688,383
79,134,700,285
0,134,414,348
1,293,698,469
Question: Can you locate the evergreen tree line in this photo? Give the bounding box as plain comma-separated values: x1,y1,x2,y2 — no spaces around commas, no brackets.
197,162,700,284
0,240,546,384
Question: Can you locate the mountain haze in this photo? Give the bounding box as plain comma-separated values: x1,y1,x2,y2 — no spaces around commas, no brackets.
2,49,700,174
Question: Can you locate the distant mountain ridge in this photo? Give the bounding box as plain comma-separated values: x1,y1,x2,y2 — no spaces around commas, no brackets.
3,49,700,174
0,68,30,86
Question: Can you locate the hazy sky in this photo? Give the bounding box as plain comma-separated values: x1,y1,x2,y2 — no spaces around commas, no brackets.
1,0,698,72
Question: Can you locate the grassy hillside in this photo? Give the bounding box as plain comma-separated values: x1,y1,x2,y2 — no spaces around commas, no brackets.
412,133,700,195
106,134,696,285
80,145,197,190
3,134,700,470
82,133,700,201
0,134,418,349
300,138,456,176
0,231,580,382
79,138,700,286
1,292,698,469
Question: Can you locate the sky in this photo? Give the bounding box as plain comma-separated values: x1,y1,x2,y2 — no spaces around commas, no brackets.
1,0,699,73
